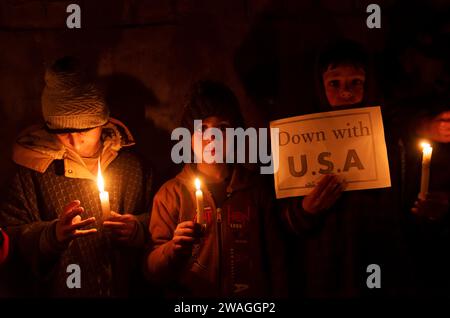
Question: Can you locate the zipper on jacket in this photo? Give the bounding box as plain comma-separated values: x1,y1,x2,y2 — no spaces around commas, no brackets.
216,207,223,223
205,188,232,297
216,192,233,296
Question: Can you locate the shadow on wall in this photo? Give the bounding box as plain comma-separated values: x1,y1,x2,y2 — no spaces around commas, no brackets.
100,73,179,193
0,99,17,193
234,1,343,123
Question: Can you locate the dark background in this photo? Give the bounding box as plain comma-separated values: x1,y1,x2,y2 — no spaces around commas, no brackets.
0,0,449,191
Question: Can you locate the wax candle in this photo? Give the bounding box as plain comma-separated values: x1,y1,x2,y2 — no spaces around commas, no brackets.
419,142,433,200
97,160,111,219
195,178,204,224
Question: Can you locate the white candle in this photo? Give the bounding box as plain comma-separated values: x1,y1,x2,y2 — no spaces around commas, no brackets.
97,160,111,219
419,142,433,200
195,178,204,224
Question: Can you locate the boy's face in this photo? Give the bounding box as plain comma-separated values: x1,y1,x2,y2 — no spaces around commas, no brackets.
56,126,103,157
192,116,232,164
322,64,365,107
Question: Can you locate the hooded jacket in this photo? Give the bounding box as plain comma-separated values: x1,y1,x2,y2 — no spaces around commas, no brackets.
280,42,411,298
148,164,286,298
0,119,152,297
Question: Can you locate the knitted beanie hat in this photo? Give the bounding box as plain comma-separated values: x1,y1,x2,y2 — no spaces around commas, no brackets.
41,56,109,130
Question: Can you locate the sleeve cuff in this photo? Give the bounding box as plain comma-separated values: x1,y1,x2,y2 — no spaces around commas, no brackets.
39,220,69,256
285,198,324,234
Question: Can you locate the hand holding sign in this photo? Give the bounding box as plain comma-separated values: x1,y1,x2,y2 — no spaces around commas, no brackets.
302,174,347,214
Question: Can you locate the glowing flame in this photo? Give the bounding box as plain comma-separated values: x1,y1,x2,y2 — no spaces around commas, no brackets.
420,141,432,155
97,160,105,192
195,178,201,191
420,141,430,149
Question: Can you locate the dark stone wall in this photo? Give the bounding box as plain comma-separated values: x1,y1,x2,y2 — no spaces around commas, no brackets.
0,0,449,190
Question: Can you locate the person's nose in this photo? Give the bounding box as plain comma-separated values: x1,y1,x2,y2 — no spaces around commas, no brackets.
339,85,353,99
68,133,83,150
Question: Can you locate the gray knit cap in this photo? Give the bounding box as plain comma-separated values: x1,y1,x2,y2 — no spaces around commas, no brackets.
41,56,109,130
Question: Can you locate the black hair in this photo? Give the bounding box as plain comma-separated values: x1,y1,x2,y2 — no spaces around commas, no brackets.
181,80,245,133
318,40,368,75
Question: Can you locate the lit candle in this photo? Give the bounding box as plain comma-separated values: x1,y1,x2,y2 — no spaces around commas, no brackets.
419,142,433,200
97,160,110,219
195,178,205,225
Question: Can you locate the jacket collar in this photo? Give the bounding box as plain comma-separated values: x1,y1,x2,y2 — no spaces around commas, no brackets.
12,117,135,180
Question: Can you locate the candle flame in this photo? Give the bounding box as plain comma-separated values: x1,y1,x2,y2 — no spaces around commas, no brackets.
97,160,105,192
195,178,201,190
420,141,433,154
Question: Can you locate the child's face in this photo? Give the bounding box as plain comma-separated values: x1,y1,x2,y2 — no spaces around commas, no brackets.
56,126,102,157
192,116,232,164
322,64,365,107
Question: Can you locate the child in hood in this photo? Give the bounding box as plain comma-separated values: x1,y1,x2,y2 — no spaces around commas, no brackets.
281,40,411,298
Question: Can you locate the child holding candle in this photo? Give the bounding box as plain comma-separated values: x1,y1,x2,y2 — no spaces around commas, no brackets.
404,123,450,296
382,27,450,295
409,116,450,222
147,80,286,298
0,57,152,297
384,58,450,295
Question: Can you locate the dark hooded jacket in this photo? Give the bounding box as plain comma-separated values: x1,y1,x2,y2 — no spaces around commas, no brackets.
280,42,412,298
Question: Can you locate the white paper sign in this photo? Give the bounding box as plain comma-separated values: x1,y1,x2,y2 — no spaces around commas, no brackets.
270,106,391,199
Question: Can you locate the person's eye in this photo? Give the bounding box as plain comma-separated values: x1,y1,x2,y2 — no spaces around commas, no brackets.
328,80,340,88
352,79,363,86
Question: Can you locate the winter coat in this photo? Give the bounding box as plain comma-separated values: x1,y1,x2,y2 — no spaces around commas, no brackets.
0,119,152,297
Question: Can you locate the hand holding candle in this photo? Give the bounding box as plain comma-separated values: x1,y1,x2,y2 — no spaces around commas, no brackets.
419,142,433,200
103,211,140,243
97,160,111,220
